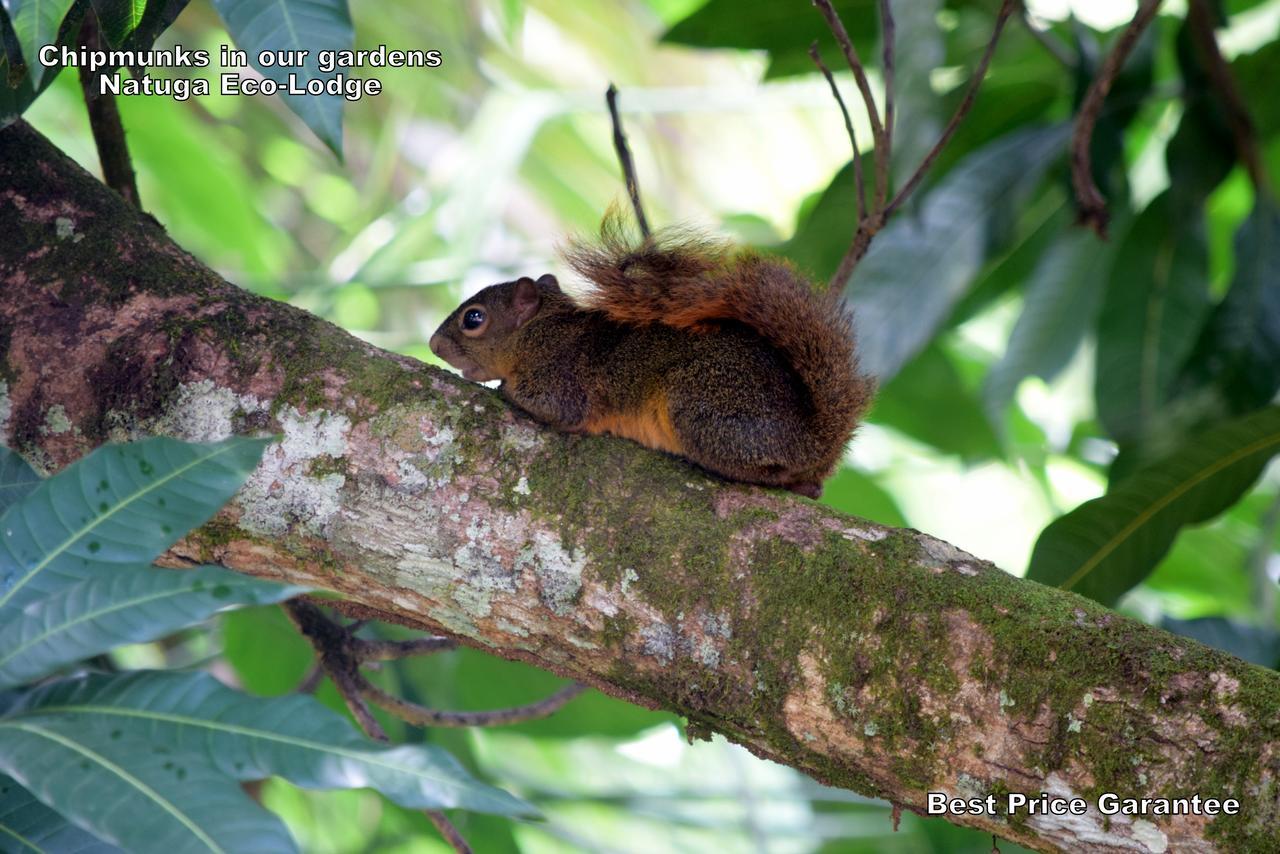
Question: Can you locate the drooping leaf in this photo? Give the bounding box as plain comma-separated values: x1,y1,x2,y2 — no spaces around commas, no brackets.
1232,39,1280,140
0,713,298,853
212,0,353,157
89,0,147,47
7,0,77,87
1175,199,1280,416
1165,18,1237,212
0,565,305,689
0,436,271,618
0,773,121,853
2,671,536,817
0,448,39,516
787,124,1068,382
118,0,188,56
1026,406,1280,605
984,225,1114,422
1094,194,1211,445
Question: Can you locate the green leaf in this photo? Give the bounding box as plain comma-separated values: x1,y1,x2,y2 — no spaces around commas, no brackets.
7,0,77,87
0,436,271,618
819,466,908,527
3,671,536,817
118,0,188,56
211,0,353,157
885,0,943,177
1094,194,1211,445
0,565,305,689
0,448,39,516
220,606,316,696
0,773,120,853
1176,199,1280,415
1162,617,1280,668
1,713,298,853
89,0,147,47
663,0,876,73
788,125,1068,381
1026,406,1280,605
870,343,1000,459
983,225,1114,421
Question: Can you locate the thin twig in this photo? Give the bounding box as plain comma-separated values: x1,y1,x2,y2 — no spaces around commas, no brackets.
809,43,866,223
1187,0,1271,196
826,0,1017,289
295,663,324,694
1070,0,1162,237
356,636,458,661
605,84,650,239
812,0,889,211
879,0,896,160
883,0,1016,219
1016,1,1074,67
299,594,440,634
360,677,588,728
425,811,473,854
76,12,140,208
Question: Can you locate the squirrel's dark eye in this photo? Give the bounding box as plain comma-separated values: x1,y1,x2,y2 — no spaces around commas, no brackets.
462,307,486,331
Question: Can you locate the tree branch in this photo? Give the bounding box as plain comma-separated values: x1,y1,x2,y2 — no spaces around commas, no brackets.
1186,0,1272,197
1070,0,1162,237
605,84,650,239
2,120,1278,852
76,12,140,209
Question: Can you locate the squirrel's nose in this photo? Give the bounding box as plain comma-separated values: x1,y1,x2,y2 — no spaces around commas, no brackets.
428,333,445,357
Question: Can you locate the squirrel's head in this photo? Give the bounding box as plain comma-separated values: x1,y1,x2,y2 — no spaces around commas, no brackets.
429,274,560,382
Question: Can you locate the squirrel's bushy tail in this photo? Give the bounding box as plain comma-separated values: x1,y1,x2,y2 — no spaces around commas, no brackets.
564,213,873,447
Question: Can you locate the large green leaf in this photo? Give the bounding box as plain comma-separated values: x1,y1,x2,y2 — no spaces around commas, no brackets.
1176,199,1280,416
3,671,535,817
89,0,147,47
7,0,76,87
212,0,353,157
0,565,305,689
1026,406,1280,605
1,714,297,853
663,0,877,77
885,0,942,177
787,125,1067,382
1094,194,1211,445
983,225,1114,421
0,448,39,516
0,436,270,618
0,774,121,853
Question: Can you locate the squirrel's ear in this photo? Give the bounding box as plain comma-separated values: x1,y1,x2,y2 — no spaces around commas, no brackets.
536,273,561,292
513,277,542,328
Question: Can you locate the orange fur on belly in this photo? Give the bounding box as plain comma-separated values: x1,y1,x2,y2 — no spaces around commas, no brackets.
582,392,682,455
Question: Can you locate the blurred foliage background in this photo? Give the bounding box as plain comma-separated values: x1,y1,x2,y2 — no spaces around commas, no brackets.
8,0,1280,849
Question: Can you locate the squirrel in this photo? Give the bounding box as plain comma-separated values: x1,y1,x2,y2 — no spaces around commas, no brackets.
428,215,874,497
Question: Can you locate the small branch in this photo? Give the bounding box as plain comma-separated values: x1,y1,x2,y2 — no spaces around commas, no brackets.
1069,0,1162,237
882,0,1016,220
75,13,140,209
879,0,896,160
1187,0,1272,196
605,84,650,239
282,599,388,740
813,0,889,211
356,636,458,661
809,43,866,223
360,677,588,728
826,0,1016,289
425,811,473,854
295,663,324,694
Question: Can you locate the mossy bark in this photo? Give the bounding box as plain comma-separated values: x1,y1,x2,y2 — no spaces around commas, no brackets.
2,121,1277,853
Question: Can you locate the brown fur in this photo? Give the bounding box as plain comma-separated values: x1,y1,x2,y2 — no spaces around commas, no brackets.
430,215,875,496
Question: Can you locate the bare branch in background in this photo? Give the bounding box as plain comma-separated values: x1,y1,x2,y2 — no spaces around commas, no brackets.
809,42,866,223
605,84,651,239
1070,0,1163,237
76,12,140,208
425,812,473,854
878,0,896,155
360,677,587,728
356,635,459,660
812,0,890,212
820,0,1016,289
1187,0,1272,196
